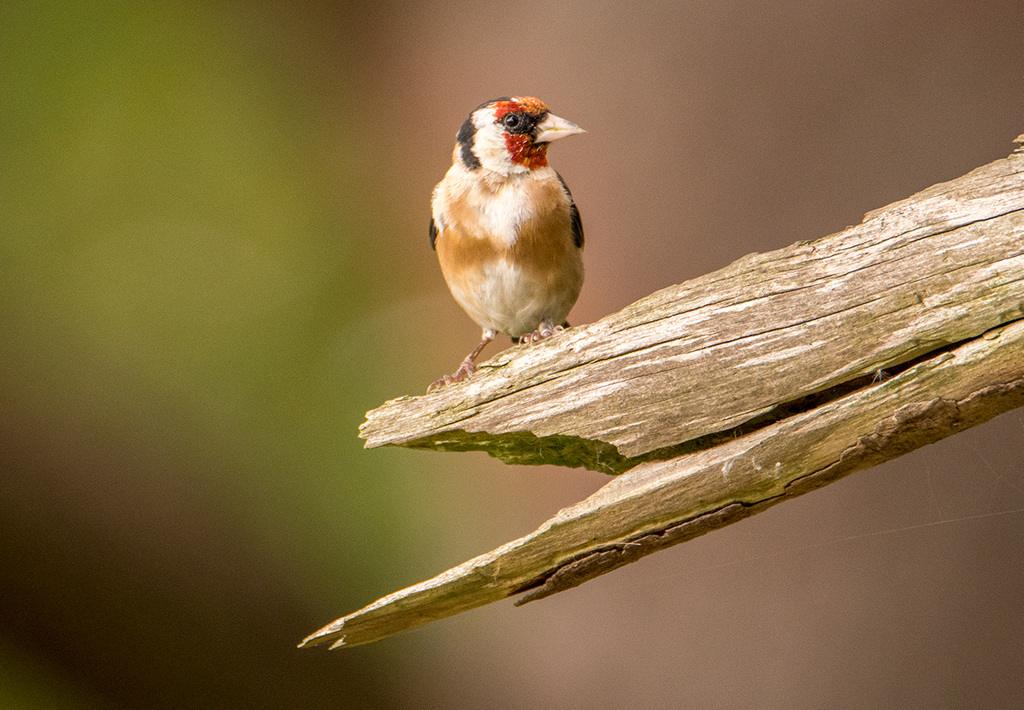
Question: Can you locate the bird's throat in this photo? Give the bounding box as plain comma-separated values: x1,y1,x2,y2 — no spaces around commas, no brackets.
505,134,549,169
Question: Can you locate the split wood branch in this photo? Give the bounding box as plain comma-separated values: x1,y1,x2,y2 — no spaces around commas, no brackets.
301,135,1024,649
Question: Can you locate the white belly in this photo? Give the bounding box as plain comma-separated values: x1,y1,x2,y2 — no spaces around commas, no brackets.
448,256,582,338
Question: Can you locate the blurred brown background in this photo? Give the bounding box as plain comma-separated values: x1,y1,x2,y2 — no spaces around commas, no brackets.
2,1,1023,707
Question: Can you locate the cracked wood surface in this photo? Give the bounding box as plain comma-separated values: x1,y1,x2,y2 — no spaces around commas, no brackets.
306,320,1024,649
360,143,1024,472
302,138,1024,649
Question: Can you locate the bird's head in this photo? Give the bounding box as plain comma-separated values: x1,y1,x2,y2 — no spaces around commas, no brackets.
455,96,585,176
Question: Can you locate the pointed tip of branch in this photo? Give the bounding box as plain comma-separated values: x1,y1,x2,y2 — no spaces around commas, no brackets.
298,619,346,650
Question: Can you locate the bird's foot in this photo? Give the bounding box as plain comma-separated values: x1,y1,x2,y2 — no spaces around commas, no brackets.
519,323,564,345
427,331,495,393
427,360,477,392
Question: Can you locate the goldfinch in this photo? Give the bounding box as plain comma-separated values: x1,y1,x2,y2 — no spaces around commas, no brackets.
428,96,586,391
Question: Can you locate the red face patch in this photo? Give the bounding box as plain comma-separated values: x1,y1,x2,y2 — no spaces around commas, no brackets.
493,97,550,168
504,133,549,168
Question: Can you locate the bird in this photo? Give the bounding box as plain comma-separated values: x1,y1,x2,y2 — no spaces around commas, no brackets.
428,96,586,391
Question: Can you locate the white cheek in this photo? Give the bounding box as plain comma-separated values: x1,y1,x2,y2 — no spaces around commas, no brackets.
471,114,531,177
475,132,529,177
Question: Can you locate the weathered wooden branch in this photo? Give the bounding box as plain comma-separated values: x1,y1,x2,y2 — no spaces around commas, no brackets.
302,136,1024,649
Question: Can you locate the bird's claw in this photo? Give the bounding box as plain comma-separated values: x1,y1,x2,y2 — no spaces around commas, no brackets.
427,360,477,392
519,323,564,345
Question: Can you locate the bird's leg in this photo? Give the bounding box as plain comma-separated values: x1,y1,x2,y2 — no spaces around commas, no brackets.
518,319,567,345
428,329,496,392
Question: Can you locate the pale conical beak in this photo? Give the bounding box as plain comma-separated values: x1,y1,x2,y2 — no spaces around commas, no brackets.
534,113,586,143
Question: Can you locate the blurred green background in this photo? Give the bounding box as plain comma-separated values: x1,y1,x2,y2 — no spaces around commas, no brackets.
2,1,1022,707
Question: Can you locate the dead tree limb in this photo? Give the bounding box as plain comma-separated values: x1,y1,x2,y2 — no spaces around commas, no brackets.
301,136,1024,649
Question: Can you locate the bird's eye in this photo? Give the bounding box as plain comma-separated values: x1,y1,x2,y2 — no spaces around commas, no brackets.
502,114,522,129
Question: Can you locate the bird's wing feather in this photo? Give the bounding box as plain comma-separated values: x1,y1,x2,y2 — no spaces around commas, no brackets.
556,172,584,249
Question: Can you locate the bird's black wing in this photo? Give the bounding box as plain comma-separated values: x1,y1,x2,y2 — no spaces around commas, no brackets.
556,172,584,249
429,217,438,250
569,201,584,249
